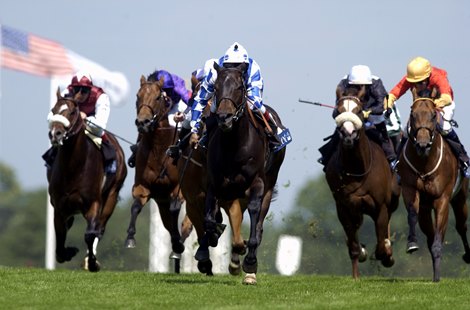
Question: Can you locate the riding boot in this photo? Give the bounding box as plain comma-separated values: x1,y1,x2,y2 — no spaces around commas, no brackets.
391,136,408,171
42,147,58,169
376,121,397,164
318,131,339,168
198,112,218,149
101,138,117,174
263,113,282,151
127,142,138,168
444,129,470,177
167,127,191,160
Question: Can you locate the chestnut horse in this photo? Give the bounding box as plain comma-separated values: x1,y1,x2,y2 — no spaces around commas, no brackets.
47,90,127,271
125,72,189,265
398,88,470,282
199,63,286,284
324,85,400,279
177,74,247,276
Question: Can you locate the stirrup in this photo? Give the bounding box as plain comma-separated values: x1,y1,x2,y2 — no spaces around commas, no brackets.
390,159,399,171
463,162,470,178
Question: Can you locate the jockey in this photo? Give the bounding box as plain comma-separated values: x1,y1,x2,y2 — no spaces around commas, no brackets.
318,65,397,167
188,42,284,151
42,71,116,173
386,56,470,178
127,69,192,168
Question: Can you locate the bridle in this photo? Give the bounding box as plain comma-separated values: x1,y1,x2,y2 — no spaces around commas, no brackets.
408,97,437,147
136,82,173,130
49,98,84,144
215,69,247,123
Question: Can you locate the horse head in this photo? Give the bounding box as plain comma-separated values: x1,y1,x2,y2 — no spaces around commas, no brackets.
408,87,439,156
335,85,366,148
135,73,172,133
48,88,83,146
213,62,248,132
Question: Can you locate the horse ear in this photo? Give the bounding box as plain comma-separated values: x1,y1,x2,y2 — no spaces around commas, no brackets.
140,75,146,86
157,76,165,88
56,87,62,100
431,86,438,99
239,63,248,73
335,86,343,101
214,61,221,72
357,85,366,100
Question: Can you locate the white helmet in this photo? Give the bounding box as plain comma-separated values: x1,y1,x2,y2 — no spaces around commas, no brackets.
223,42,249,64
348,65,372,85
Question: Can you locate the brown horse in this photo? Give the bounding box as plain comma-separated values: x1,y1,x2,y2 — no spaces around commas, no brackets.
125,72,189,264
47,89,127,271
398,88,470,282
324,85,400,279
198,63,286,284
176,74,247,276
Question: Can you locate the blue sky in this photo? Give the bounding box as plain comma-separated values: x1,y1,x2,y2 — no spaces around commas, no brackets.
1,0,469,220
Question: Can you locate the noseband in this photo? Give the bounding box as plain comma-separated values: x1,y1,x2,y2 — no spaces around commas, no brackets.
50,99,83,142
409,98,437,146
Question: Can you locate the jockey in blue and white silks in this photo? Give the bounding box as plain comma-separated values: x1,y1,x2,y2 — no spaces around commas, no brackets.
190,46,265,134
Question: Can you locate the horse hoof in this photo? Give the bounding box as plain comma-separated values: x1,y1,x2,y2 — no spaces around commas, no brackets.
83,256,101,272
406,242,419,254
169,251,182,260
228,261,241,276
358,247,368,263
172,242,185,255
56,247,79,263
243,273,257,285
125,239,136,248
197,260,213,276
462,253,470,264
382,256,395,268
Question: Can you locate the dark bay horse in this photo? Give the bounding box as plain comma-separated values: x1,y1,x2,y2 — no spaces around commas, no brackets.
324,85,400,279
177,74,247,276
398,88,470,282
47,89,127,271
125,73,190,265
198,63,286,284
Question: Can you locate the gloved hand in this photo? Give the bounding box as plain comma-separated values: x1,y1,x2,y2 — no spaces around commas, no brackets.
173,112,185,123
362,110,371,119
385,94,396,110
189,133,199,148
434,93,452,109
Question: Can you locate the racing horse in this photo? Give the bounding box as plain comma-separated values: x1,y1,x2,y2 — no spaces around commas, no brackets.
397,87,470,282
124,72,189,265
177,73,247,276
324,85,400,279
47,89,127,271
198,63,286,284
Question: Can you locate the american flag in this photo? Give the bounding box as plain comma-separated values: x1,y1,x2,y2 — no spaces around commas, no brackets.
1,25,74,77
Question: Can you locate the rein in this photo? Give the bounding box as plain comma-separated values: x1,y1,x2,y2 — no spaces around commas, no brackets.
403,134,444,179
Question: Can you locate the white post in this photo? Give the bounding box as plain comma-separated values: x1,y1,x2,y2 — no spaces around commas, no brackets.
148,200,171,272
275,235,302,276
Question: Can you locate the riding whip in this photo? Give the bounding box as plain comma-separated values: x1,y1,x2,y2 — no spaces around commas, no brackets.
298,99,335,109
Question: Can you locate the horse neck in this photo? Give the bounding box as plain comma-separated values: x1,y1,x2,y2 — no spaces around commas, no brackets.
58,131,94,171
339,129,370,171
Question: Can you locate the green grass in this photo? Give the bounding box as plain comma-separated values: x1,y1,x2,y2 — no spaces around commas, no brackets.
1,267,470,309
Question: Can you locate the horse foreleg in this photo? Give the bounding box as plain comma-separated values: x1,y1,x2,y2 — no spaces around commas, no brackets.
203,188,218,247
84,201,102,272
451,191,470,263
157,198,185,257
226,200,245,276
406,202,420,254
125,197,147,248
374,205,394,268
242,178,264,276
337,206,364,279
54,211,79,263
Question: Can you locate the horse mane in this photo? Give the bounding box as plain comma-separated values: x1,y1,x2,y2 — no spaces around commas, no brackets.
147,70,160,82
